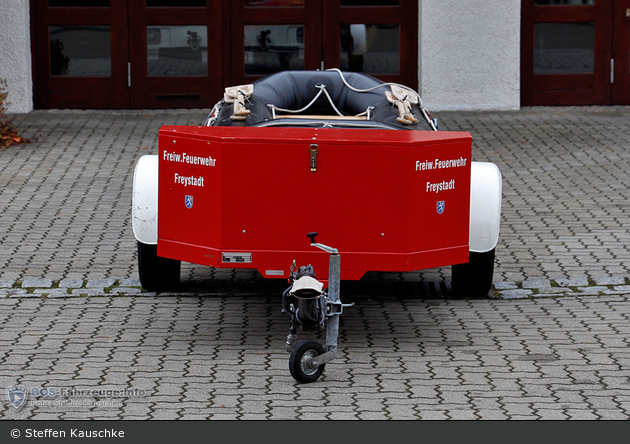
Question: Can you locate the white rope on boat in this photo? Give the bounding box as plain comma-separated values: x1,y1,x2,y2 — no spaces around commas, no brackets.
271,84,345,117
325,68,438,131
325,68,423,107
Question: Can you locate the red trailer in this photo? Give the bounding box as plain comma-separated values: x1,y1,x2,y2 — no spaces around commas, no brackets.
132,70,502,382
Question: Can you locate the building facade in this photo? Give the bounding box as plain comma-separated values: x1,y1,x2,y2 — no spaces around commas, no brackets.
16,1,621,114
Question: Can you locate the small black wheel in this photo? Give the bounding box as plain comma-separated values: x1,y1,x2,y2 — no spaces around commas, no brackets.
451,248,495,298
137,241,181,292
289,340,326,383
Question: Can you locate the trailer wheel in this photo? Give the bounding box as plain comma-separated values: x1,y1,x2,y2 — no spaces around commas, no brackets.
137,241,181,292
451,248,495,298
289,340,326,383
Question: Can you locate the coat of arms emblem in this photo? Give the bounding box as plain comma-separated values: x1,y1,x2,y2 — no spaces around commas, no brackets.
437,201,445,214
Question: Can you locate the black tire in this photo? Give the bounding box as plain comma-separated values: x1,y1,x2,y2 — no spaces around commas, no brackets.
289,340,326,383
137,241,181,292
451,248,495,298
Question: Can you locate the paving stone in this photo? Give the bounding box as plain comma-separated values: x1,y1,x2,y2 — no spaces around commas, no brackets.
594,277,626,286
555,278,590,287
32,289,69,297
7,290,35,298
70,289,107,296
110,288,143,295
499,289,533,299
86,279,117,289
608,285,630,294
58,279,85,288
0,280,16,288
119,279,142,287
493,281,518,290
21,279,54,288
576,286,609,295
522,279,551,289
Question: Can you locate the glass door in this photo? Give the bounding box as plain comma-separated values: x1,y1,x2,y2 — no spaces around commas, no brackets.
32,0,130,108
32,0,224,109
521,0,613,105
323,1,417,89
128,1,224,108
230,0,323,86
230,0,417,89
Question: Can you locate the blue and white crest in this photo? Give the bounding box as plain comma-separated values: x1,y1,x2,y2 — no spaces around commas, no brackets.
7,386,28,410
185,195,193,209
437,201,445,214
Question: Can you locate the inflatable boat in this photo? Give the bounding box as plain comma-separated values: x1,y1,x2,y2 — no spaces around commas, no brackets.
206,68,438,131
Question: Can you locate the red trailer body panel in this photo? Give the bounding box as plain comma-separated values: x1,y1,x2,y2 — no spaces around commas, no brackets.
157,126,472,281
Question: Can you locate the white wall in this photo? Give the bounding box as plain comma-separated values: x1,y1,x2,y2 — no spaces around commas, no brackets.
419,0,521,111
0,0,33,114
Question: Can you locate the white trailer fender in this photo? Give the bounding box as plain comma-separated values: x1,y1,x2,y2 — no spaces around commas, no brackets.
469,161,502,253
132,155,159,245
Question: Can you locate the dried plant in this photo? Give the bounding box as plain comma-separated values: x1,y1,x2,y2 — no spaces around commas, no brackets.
1,79,29,148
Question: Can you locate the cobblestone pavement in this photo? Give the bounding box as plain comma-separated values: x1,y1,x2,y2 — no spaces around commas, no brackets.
1,107,630,419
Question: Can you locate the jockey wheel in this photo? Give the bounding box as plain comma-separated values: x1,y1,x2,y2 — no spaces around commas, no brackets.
282,232,353,383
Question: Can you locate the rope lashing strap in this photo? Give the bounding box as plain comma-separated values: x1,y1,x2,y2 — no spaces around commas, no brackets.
324,68,437,131
269,84,369,118
386,85,420,125
385,92,419,125
325,68,423,107
224,84,254,121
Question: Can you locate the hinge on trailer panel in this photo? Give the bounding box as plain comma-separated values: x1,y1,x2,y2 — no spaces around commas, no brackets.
128,62,131,88
611,59,614,84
